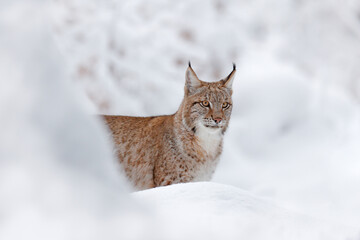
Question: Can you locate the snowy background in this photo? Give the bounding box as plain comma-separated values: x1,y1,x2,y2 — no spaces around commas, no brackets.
1,0,360,239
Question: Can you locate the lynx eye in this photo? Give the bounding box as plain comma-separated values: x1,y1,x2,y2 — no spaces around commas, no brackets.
222,102,230,109
200,100,210,107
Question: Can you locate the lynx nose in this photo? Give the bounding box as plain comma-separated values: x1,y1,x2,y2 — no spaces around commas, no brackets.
213,117,222,124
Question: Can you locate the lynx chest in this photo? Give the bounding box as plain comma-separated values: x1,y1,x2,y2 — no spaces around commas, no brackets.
195,123,222,158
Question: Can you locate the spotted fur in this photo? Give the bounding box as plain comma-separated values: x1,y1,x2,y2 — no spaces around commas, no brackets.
103,64,236,190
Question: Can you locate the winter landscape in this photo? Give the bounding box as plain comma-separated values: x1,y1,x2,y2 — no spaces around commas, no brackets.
1,0,360,239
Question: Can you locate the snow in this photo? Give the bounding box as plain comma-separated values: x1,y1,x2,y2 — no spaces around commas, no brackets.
0,2,147,240
134,182,353,240
2,0,360,239
214,72,360,225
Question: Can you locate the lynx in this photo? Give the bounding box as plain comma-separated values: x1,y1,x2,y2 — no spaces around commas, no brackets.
103,63,236,190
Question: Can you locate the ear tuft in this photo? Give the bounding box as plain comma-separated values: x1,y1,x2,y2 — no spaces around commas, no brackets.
223,63,236,89
185,63,202,93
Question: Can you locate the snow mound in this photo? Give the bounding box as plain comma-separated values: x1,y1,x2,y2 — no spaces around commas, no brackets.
0,2,150,240
133,182,353,240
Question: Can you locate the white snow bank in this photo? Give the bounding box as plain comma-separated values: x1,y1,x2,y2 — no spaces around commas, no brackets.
134,182,354,240
0,2,150,240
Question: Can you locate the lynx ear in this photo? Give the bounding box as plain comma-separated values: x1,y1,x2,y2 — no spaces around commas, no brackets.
185,62,202,94
223,63,236,89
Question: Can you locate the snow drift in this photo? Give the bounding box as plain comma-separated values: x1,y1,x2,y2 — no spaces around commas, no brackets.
134,182,354,240
0,2,148,239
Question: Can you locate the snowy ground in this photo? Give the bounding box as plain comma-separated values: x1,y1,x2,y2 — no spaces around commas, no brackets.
1,0,360,239
134,182,354,240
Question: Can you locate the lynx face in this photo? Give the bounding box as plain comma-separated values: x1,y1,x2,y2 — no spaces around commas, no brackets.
182,63,236,133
